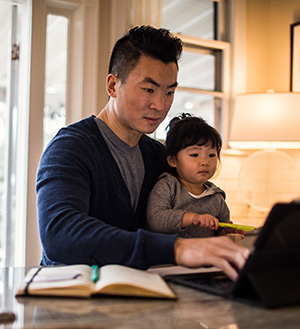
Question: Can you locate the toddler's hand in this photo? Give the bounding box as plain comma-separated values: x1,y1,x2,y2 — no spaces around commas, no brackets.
191,214,219,230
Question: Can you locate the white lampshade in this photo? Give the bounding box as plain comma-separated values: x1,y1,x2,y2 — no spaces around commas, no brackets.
229,92,300,149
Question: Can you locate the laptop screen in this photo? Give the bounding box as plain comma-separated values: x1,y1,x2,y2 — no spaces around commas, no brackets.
165,202,300,308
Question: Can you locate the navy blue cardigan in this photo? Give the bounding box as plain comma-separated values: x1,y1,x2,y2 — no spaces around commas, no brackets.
36,116,176,268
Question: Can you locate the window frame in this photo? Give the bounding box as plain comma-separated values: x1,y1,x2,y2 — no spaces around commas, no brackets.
25,0,100,266
176,34,231,146
0,0,31,267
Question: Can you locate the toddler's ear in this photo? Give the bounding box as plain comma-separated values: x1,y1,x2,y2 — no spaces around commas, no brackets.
167,156,177,167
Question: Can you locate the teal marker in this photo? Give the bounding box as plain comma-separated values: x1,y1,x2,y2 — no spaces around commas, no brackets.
91,265,99,283
219,223,255,231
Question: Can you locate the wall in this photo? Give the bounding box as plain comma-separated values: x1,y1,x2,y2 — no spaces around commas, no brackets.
212,149,300,227
246,0,300,92
220,0,300,227
212,152,266,227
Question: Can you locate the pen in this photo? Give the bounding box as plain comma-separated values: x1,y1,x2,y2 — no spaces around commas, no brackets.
91,265,99,283
219,223,255,231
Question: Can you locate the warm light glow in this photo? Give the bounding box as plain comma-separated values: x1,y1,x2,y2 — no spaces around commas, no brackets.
229,141,300,149
229,92,300,149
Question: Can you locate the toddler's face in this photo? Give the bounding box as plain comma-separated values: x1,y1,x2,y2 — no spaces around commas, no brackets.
167,143,218,193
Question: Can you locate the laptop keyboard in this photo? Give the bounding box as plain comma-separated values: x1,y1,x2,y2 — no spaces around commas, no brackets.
167,272,235,296
190,274,234,293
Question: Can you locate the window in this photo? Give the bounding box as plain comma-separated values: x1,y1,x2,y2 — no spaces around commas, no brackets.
0,0,99,267
0,0,28,267
156,0,230,144
0,2,12,266
43,14,68,148
162,0,216,39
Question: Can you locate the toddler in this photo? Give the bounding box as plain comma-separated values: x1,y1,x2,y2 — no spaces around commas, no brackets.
147,113,229,238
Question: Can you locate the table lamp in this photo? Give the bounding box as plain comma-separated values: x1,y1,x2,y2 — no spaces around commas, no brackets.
229,92,300,150
229,92,300,212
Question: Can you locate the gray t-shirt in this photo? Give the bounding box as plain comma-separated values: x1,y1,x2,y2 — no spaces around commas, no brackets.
94,118,144,211
147,172,229,238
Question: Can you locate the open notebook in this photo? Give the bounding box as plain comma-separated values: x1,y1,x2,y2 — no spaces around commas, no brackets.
165,202,300,308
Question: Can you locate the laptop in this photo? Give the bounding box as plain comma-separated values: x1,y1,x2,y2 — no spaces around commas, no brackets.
165,202,300,308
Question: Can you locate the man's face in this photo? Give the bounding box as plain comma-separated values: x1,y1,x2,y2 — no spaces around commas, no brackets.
112,55,178,136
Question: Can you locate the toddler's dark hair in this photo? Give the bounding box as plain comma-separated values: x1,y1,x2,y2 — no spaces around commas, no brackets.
165,113,222,159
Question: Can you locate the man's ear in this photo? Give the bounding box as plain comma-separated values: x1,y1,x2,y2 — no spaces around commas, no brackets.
106,74,119,98
167,156,177,167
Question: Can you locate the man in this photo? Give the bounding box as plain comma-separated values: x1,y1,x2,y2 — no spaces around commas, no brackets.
37,25,249,281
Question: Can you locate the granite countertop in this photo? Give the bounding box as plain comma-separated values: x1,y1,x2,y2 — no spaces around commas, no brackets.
1,266,300,329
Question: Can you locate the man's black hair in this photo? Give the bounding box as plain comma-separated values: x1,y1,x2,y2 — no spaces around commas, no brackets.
108,25,183,83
